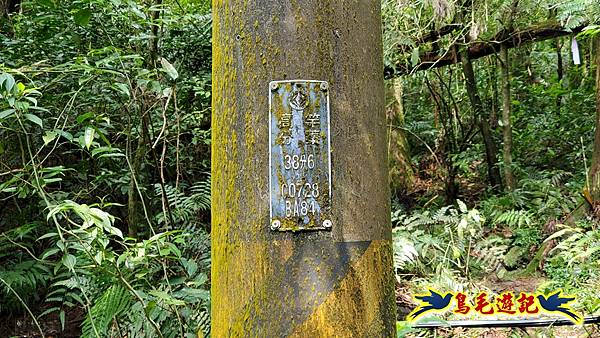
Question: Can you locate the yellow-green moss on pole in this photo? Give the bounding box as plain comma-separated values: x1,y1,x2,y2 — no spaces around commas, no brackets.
211,1,396,336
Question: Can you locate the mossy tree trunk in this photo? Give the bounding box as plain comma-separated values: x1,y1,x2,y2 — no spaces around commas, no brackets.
589,35,600,202
386,78,415,198
500,44,516,191
211,0,396,337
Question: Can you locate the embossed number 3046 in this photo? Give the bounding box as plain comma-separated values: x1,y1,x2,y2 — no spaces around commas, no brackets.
283,154,315,170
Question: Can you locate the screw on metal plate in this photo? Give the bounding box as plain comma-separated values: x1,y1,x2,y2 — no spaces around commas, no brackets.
271,220,281,230
323,219,332,229
270,82,279,91
320,82,329,91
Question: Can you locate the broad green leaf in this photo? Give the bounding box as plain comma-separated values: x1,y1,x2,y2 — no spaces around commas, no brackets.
149,290,186,306
24,113,43,127
0,109,15,119
116,253,128,268
74,8,92,26
94,251,103,265
160,57,178,80
38,232,59,241
129,4,146,19
457,199,467,213
76,112,94,124
89,207,111,228
28,106,49,112
179,287,209,301
106,225,123,238
56,130,74,142
84,126,95,149
43,131,57,145
410,47,420,67
41,247,60,260
42,178,62,184
24,96,38,106
98,152,125,158
114,83,130,97
2,73,15,92
62,254,77,270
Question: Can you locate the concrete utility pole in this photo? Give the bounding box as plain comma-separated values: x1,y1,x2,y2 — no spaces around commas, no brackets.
211,1,395,337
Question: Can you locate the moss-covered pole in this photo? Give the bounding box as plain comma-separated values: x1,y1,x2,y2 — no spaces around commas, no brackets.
211,1,395,336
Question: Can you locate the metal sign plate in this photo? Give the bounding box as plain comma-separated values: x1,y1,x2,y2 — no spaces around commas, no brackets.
269,80,332,231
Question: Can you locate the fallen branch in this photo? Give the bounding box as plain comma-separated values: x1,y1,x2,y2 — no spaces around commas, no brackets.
385,22,586,78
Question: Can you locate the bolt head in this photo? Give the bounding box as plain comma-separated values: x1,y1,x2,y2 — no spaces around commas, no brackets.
320,82,329,91
270,82,279,91
323,219,332,228
271,219,281,230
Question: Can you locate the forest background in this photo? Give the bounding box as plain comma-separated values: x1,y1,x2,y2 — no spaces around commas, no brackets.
0,0,599,337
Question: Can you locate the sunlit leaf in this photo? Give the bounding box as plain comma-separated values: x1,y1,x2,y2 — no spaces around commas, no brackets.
84,126,95,149
43,131,57,145
160,57,179,80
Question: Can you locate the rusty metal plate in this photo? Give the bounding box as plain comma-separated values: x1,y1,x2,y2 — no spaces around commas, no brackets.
269,80,332,231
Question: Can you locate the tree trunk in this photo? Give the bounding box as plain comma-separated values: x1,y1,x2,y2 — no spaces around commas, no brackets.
589,36,600,201
556,38,564,110
211,1,395,337
500,44,516,191
489,57,499,129
386,78,415,197
385,22,587,77
127,131,145,238
127,0,164,238
461,49,503,191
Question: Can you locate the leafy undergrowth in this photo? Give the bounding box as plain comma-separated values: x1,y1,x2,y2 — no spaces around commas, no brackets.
393,176,600,337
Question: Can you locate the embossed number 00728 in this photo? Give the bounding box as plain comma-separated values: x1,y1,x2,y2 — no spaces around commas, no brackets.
281,182,319,198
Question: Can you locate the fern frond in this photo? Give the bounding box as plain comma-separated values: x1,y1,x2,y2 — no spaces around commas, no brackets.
0,260,49,313
154,176,211,230
81,284,132,338
492,209,532,228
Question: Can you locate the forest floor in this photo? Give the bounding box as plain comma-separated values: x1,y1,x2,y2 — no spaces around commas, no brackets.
0,306,83,338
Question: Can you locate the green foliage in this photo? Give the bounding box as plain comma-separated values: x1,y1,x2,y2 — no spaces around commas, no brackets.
37,199,211,338
1,0,212,335
81,284,131,338
540,220,600,314
0,223,50,313
392,200,487,281
556,0,600,29
154,178,211,230
546,222,600,267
